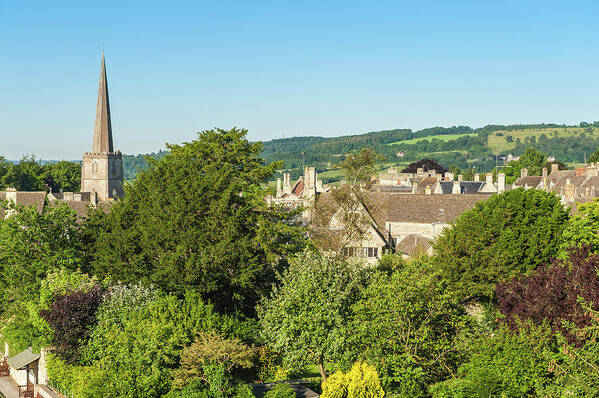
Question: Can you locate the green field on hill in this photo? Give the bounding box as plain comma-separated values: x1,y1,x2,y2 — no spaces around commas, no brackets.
387,133,475,146
488,126,599,152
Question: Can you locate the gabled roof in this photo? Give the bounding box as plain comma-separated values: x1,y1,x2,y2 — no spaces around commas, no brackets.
370,192,489,224
291,178,304,196
513,176,543,188
7,348,39,370
396,234,433,256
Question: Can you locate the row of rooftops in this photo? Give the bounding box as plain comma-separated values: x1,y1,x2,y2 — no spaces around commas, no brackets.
0,189,112,219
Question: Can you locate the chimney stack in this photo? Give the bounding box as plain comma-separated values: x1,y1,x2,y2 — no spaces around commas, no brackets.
497,173,506,193
520,168,528,179
457,174,463,182
551,163,559,174
486,173,494,185
542,167,547,178
474,173,480,182
452,181,461,194
276,178,282,197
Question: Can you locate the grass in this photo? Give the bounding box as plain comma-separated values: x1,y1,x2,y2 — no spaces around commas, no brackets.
387,133,475,146
487,127,599,152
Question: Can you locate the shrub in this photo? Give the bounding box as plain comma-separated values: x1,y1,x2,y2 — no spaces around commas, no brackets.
40,284,103,362
321,371,347,398
496,246,599,344
346,362,385,398
264,383,295,398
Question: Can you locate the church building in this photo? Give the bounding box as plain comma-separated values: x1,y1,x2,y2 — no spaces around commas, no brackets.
80,52,125,201
1,53,124,218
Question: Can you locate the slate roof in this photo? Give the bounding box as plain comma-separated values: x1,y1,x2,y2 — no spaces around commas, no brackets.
436,181,485,194
7,348,39,370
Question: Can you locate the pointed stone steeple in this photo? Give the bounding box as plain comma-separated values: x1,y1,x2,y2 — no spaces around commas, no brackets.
92,52,114,153
81,52,124,201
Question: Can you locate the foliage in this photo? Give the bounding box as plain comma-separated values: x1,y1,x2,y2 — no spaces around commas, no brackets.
589,147,599,163
0,202,82,313
502,147,547,182
429,323,561,398
0,156,81,191
264,383,295,398
434,188,569,301
40,284,103,362
496,246,599,345
173,331,255,389
259,250,369,381
346,362,385,398
339,148,380,185
65,284,243,398
560,198,599,255
400,158,447,174
351,256,470,395
89,128,307,315
321,371,347,398
321,362,384,398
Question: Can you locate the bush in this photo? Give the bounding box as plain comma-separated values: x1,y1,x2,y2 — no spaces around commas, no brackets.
346,362,384,398
321,363,384,398
321,371,347,398
264,383,295,398
429,324,560,397
496,246,599,344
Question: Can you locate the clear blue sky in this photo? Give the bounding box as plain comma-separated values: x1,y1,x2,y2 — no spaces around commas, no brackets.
1,0,598,159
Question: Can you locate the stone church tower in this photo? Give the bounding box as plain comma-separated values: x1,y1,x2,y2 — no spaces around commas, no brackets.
81,53,124,201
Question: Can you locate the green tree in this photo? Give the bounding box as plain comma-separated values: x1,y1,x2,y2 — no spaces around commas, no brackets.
503,147,547,183
258,250,369,382
589,148,599,163
0,201,82,309
43,160,81,192
88,128,307,315
351,256,470,395
173,331,255,390
560,198,599,255
434,188,568,302
1,156,45,191
430,324,561,398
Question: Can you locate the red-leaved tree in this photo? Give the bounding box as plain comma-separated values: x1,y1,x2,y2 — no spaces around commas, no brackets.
40,284,104,362
496,246,599,344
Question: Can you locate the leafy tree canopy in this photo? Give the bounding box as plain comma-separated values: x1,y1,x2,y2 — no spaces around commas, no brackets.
434,188,569,302
400,158,447,174
258,250,370,382
350,255,470,396
88,128,307,315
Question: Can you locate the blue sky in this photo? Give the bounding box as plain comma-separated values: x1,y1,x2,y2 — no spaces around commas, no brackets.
1,0,598,159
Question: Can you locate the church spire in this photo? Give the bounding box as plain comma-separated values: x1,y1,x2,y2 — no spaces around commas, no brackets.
92,51,114,153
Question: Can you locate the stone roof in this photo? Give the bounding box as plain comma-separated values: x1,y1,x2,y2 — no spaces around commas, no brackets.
396,234,433,256
7,348,39,370
513,176,543,188
370,192,489,224
0,191,46,218
412,177,438,193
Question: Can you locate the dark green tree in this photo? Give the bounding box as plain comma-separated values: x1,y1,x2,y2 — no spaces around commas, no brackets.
434,188,569,302
43,161,81,192
88,128,307,315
